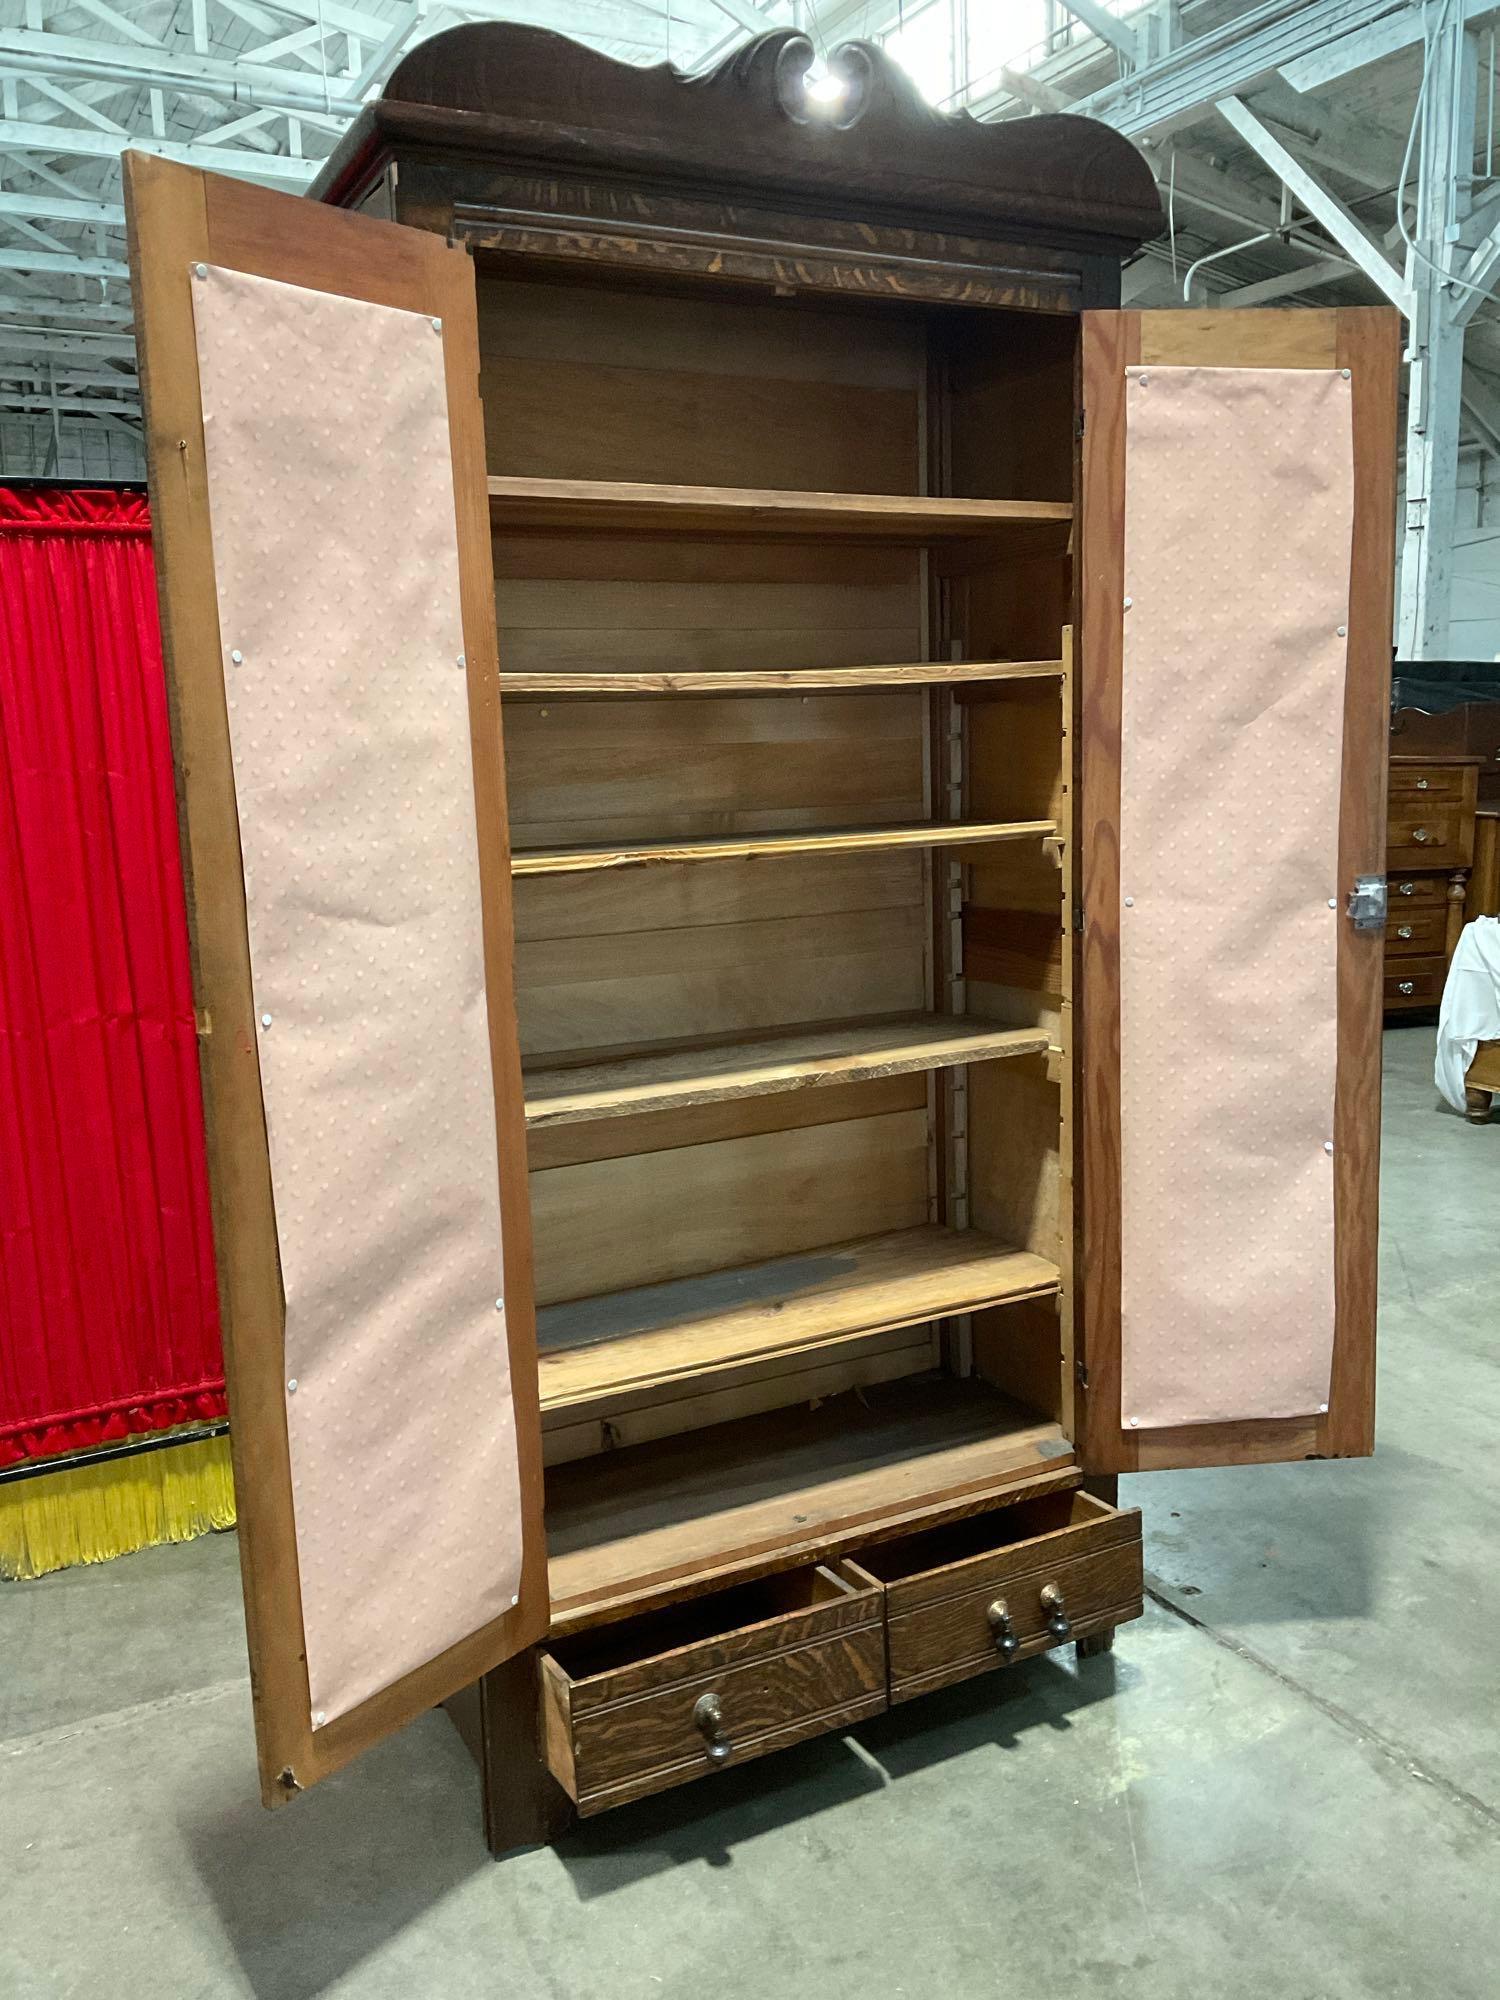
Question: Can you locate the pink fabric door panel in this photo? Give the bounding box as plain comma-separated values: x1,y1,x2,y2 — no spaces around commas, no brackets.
191,265,523,1726
1118,364,1353,1429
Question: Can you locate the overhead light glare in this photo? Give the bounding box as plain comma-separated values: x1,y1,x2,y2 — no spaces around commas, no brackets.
804,62,847,109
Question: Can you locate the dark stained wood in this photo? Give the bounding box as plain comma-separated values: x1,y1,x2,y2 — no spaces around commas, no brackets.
848,1490,1141,1701
540,1564,885,1814
477,1649,576,1854
124,150,549,1805
1078,307,1397,1475
312,26,1162,259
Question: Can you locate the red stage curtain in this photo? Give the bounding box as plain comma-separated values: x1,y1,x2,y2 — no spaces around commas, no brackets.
0,484,224,1466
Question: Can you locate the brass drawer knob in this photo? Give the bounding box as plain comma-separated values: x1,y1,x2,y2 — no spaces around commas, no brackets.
1039,1582,1072,1641
1412,827,1430,843
1398,924,1413,939
1417,777,1429,789
986,1597,1020,1661
1398,881,1415,895
692,1691,733,1765
1398,980,1415,995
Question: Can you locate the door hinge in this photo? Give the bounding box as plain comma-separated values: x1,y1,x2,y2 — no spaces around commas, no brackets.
1073,904,1085,933
1075,408,1087,440
1075,1360,1090,1390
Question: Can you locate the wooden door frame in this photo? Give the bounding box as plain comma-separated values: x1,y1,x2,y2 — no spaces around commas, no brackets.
1075,307,1399,1474
124,151,548,1801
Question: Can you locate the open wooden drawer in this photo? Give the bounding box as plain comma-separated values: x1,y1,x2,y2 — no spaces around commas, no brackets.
538,1564,886,1815
844,1491,1143,1702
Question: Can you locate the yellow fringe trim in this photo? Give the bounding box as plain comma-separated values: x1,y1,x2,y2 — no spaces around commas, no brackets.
0,1433,237,1581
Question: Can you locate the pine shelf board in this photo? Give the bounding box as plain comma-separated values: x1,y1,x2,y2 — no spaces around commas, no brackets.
536,1224,1060,1414
512,817,1057,878
488,475,1073,541
545,1371,1078,1634
524,1016,1048,1128
499,661,1065,696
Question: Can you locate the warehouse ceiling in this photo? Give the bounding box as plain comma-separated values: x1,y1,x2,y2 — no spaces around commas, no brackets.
3,0,1500,484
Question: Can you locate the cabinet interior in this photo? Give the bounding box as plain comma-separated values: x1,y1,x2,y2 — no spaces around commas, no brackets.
479,266,1078,1585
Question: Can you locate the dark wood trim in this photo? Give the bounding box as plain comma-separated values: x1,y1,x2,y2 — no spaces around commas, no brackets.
311,25,1162,260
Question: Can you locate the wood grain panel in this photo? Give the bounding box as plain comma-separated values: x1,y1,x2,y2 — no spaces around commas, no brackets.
540,1565,887,1814
505,690,924,837
529,1106,930,1302
484,356,918,491
512,848,922,944
848,1491,1140,1699
515,905,928,1055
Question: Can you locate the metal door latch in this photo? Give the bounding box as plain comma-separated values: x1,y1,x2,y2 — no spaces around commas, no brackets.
1346,876,1387,931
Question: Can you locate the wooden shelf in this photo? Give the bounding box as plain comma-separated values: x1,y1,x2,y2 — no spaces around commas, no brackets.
500,661,1065,697
546,1372,1077,1633
512,817,1056,878
488,476,1072,541
537,1224,1059,1412
525,1016,1049,1128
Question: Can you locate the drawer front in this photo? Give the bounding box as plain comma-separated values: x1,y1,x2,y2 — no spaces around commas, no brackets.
1385,956,1447,1009
885,1542,1142,1701
1387,804,1466,870
1388,874,1447,908
541,1567,886,1816
848,1491,1143,1705
1389,763,1468,802
1385,904,1448,956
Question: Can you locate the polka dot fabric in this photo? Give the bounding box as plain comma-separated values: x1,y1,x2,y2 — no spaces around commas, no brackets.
1118,364,1351,1429
192,264,523,1727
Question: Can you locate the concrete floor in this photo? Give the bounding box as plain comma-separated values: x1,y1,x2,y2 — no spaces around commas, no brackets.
3,1024,1498,2000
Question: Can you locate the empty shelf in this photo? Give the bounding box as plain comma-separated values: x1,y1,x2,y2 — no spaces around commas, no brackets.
546,1373,1077,1632
499,661,1066,696
488,475,1073,541
525,1017,1049,1128
512,817,1056,877
537,1225,1060,1413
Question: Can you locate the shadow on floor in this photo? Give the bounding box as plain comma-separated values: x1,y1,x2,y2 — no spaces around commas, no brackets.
551,1645,1127,1901
179,1713,489,2000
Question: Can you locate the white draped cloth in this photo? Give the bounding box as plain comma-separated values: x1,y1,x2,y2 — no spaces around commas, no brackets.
1435,916,1500,1112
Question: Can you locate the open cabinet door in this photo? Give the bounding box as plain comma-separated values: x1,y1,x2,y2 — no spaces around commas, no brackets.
123,153,547,1801
1078,308,1399,1476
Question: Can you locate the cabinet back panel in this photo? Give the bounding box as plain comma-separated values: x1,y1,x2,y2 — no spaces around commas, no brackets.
512,848,922,943
515,904,928,1056
479,277,923,491
944,311,1075,503
530,1105,931,1303
505,690,925,843
495,538,923,677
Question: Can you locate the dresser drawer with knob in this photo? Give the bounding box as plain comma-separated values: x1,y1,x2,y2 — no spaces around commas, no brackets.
1384,956,1447,1010
1388,875,1447,908
843,1491,1143,1704
1386,904,1449,956
1388,762,1469,803
538,1564,886,1815
1386,805,1466,871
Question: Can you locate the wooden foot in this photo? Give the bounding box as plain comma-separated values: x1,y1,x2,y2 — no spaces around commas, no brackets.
477,1647,576,1856
1075,1629,1115,1660
1465,1086,1494,1125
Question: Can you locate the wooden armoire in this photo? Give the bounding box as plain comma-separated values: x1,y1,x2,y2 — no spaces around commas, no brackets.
123,25,1397,1852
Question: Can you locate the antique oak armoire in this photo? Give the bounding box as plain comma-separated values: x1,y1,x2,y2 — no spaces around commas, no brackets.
123,25,1397,1851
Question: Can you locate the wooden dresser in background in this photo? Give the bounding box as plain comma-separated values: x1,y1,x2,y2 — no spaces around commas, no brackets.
1385,755,1481,1012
